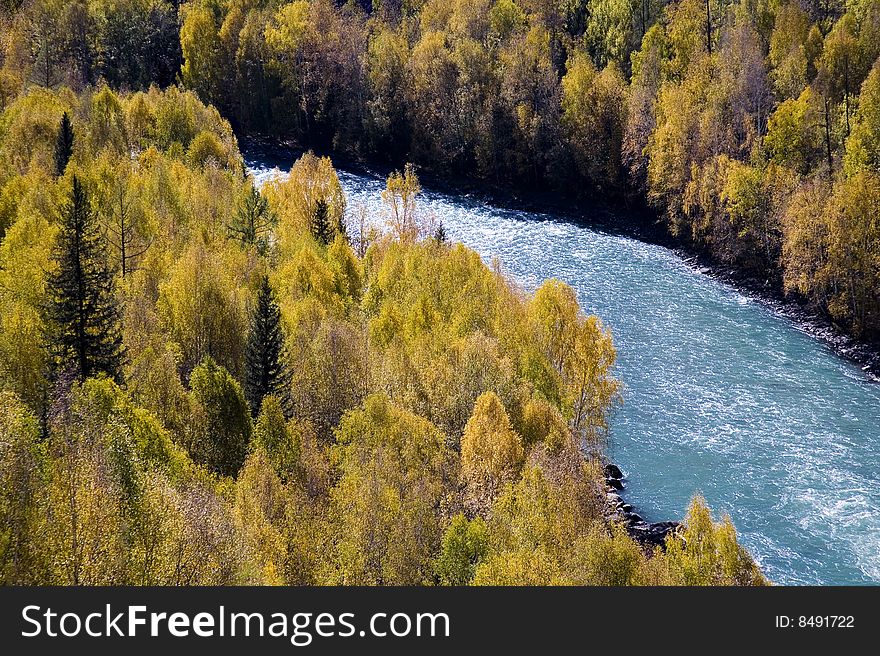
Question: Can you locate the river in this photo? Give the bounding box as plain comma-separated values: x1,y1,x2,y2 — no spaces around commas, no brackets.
246,149,880,586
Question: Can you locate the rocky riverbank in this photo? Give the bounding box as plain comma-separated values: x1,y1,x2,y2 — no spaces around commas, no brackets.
602,463,680,549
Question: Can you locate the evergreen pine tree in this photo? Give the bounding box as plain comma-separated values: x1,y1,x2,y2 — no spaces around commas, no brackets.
310,198,334,245
46,175,124,382
434,221,447,243
244,275,289,416
54,112,74,177
227,181,276,252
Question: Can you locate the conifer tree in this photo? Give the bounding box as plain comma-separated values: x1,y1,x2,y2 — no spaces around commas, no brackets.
310,198,334,245
228,181,276,252
244,275,288,416
54,112,74,177
434,221,447,243
46,175,124,382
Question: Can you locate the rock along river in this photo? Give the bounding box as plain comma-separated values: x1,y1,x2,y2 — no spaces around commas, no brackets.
246,148,880,586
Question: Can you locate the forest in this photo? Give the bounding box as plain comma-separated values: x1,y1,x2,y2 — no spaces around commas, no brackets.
3,2,879,338
0,0,826,586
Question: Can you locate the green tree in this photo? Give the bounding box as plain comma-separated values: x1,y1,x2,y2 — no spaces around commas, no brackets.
28,0,66,88
45,175,124,382
585,0,645,68
818,14,861,137
0,392,47,584
310,198,334,245
662,496,767,585
252,395,301,481
764,88,826,175
435,514,489,585
327,394,455,585
844,59,880,175
180,1,222,105
244,276,288,416
382,164,425,241
53,112,73,177
158,239,248,378
769,1,818,100
188,356,252,477
228,181,276,250
561,54,629,192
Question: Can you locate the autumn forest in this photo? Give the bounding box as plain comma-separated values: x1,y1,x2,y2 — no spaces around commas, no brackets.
2,0,877,586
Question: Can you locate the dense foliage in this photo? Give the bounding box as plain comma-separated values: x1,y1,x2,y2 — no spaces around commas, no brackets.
0,78,765,584
176,0,880,342
3,1,878,340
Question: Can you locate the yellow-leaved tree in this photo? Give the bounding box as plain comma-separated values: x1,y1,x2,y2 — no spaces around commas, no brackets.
460,391,524,510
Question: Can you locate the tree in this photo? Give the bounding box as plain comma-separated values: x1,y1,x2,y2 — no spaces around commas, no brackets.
472,546,562,585
100,167,151,278
228,180,276,251
179,2,222,105
382,164,426,241
818,14,861,137
28,0,66,88
769,1,818,100
268,151,346,259
45,175,124,382
585,0,646,68
460,391,524,507
262,0,362,149
158,240,247,379
764,88,827,175
402,30,459,168
498,25,562,185
474,463,605,585
844,59,880,175
53,112,73,177
327,394,455,584
365,24,410,158
530,279,619,444
310,198,333,245
562,55,629,192
98,0,181,90
0,392,47,584
623,23,666,193
252,395,301,481
188,356,252,478
244,276,289,416
792,171,880,337
662,496,767,585
435,514,488,585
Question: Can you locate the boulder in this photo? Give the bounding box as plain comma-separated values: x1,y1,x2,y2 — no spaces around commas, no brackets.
606,477,624,491
627,521,681,548
604,463,624,480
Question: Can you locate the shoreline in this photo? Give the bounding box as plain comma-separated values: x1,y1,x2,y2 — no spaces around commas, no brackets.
241,135,880,384
601,461,680,549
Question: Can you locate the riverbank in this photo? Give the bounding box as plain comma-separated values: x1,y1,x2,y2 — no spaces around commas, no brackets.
241,135,880,383
602,461,681,549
